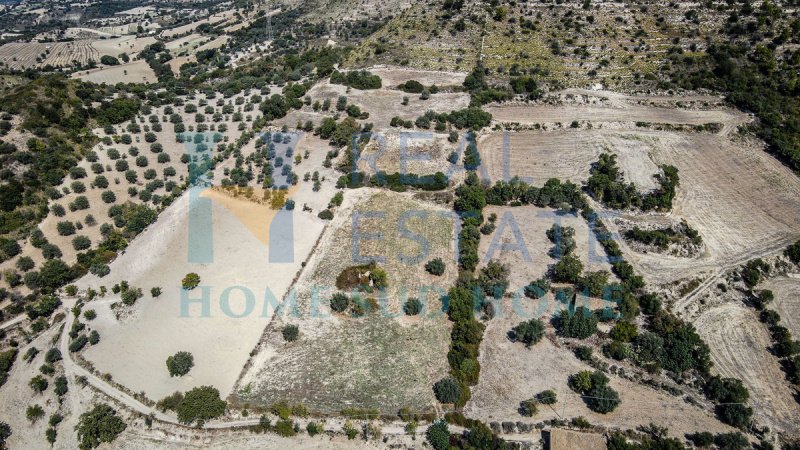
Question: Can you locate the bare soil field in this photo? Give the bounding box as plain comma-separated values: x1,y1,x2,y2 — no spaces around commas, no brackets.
89,35,157,56
0,36,156,70
466,308,735,438
694,302,800,434
762,276,800,336
369,66,467,87
160,12,235,39
485,104,746,128
479,129,800,288
73,59,157,84
236,189,457,413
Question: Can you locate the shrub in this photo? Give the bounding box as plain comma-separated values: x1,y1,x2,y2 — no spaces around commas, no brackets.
536,389,557,405
166,351,194,377
101,191,116,203
56,221,76,236
556,306,598,339
425,258,445,276
403,298,423,315
72,235,91,251
26,404,44,423
510,319,545,347
84,309,97,320
151,287,162,297
518,399,538,416
16,256,34,271
574,345,593,361
76,404,127,449
426,420,450,450
282,325,299,342
317,209,333,220
433,377,461,404
29,375,48,393
182,273,200,290
330,293,349,313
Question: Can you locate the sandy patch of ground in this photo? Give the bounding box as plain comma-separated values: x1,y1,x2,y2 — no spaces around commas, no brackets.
694,302,800,434
236,189,456,413
466,311,735,439
73,59,157,84
76,185,327,401
762,276,800,336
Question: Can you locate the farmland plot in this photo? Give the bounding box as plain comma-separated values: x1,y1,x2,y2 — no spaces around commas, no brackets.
235,189,457,413
762,276,800,336
694,302,800,434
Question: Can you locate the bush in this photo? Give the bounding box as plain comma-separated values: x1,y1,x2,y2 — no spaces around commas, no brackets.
425,420,450,450
403,298,423,315
176,386,226,425
556,306,598,339
318,209,333,220
76,404,127,449
101,191,116,203
510,319,545,347
56,221,76,236
72,235,91,251
182,273,200,290
536,389,557,405
282,325,299,342
330,293,349,313
433,377,461,404
518,399,538,416
425,258,445,276
166,351,194,377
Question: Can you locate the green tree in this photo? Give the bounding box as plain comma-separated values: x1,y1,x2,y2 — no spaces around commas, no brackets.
181,273,200,290
403,298,423,315
425,420,450,450
433,377,462,404
75,404,127,450
556,306,598,339
425,258,445,276
166,352,194,377
176,386,227,425
511,319,545,347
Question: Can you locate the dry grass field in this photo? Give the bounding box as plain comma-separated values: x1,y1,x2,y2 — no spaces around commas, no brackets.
0,36,157,70
236,189,457,413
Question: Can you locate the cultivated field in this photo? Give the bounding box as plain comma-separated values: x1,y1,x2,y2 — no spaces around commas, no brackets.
762,276,800,336
0,36,157,70
236,189,457,413
694,302,800,434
